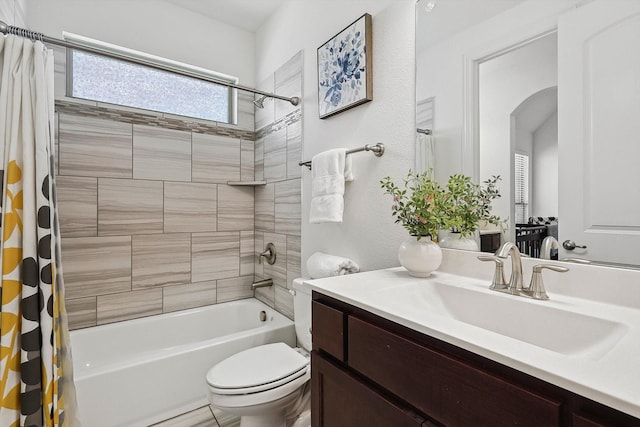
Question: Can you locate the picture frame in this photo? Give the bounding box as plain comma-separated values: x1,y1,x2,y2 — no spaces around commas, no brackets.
317,13,372,119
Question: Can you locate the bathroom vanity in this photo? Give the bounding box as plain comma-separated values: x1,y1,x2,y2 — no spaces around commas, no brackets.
307,264,640,427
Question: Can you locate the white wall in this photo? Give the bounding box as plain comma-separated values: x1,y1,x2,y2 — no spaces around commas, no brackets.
25,0,256,85
479,33,557,228
0,0,26,26
416,0,576,185
256,1,416,274
532,112,558,217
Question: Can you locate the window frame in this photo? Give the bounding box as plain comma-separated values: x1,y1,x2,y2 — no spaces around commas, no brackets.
63,32,238,124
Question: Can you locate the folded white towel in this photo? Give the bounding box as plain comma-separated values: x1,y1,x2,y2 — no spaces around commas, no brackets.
309,149,352,223
306,252,360,279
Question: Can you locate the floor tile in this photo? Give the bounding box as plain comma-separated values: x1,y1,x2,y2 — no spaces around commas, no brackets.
211,405,240,427
151,405,219,427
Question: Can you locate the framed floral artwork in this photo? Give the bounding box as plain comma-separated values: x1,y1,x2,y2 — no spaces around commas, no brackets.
317,13,372,119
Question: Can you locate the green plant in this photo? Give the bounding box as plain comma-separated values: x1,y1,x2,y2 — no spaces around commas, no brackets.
444,174,502,237
380,170,449,239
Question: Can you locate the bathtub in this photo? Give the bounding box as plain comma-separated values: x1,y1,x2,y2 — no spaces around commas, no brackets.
70,298,296,427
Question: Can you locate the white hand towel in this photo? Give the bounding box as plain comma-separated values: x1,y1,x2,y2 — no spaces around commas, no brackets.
309,148,352,223
306,252,360,279
415,132,435,174
344,154,354,182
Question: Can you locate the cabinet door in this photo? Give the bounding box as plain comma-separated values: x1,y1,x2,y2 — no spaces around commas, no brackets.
573,411,640,427
311,352,424,427
574,413,609,427
312,300,345,361
348,315,562,427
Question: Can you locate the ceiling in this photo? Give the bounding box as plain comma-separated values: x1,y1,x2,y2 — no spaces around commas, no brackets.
164,0,527,45
163,0,286,32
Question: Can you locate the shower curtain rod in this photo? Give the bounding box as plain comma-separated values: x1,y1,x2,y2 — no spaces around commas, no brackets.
0,21,300,106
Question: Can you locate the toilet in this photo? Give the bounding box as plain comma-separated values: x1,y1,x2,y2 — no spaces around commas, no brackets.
206,278,312,427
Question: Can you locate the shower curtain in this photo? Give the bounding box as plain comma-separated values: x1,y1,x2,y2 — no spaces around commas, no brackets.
0,35,79,426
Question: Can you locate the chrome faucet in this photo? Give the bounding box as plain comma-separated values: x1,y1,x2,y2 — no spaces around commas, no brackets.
495,242,524,295
477,255,508,291
540,236,559,260
522,264,568,300
480,241,570,300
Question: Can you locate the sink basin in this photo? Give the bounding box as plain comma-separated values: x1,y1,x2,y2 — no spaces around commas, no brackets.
372,279,628,360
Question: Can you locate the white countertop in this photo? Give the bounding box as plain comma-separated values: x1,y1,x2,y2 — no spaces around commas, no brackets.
305,266,640,418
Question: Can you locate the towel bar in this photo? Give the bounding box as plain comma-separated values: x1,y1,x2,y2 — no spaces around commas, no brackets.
298,143,385,170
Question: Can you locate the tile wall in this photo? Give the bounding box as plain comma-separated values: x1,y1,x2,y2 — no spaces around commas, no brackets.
253,52,303,319
54,48,303,329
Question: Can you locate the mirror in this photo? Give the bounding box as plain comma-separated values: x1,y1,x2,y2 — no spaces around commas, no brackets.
416,0,640,268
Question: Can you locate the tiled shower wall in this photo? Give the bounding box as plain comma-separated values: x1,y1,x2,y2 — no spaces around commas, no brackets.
53,48,303,329
253,52,303,319
56,111,257,329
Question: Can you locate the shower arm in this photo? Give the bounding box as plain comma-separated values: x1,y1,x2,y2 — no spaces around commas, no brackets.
0,20,300,107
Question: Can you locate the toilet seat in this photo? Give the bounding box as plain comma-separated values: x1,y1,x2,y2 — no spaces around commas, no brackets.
207,343,310,395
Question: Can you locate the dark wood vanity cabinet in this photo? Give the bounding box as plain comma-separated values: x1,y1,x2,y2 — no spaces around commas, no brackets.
311,293,640,427
311,354,425,426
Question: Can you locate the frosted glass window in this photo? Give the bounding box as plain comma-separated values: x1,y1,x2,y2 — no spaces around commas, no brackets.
70,50,232,123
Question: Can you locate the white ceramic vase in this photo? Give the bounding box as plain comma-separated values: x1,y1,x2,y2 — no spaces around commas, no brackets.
439,232,479,251
397,236,443,277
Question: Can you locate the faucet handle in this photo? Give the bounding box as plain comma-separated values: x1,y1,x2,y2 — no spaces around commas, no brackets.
477,255,508,291
523,264,569,300
259,243,277,265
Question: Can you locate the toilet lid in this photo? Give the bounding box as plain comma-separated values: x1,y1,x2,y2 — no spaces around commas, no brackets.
206,343,309,392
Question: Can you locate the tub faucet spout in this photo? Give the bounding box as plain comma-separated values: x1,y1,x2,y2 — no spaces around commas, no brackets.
495,242,524,295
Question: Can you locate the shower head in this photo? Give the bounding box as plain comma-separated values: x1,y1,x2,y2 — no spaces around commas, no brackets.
253,95,268,109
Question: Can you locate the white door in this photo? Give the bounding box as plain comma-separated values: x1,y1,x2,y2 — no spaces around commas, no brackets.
557,0,640,265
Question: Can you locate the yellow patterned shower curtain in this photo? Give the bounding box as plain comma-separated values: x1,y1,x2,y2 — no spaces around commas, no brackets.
0,35,79,426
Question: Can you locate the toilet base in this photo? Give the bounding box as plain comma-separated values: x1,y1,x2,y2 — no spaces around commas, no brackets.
211,378,310,427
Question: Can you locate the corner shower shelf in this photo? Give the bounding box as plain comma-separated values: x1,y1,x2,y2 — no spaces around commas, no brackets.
227,181,267,186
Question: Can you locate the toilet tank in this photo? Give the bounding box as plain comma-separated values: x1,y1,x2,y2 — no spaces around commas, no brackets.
292,278,312,351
